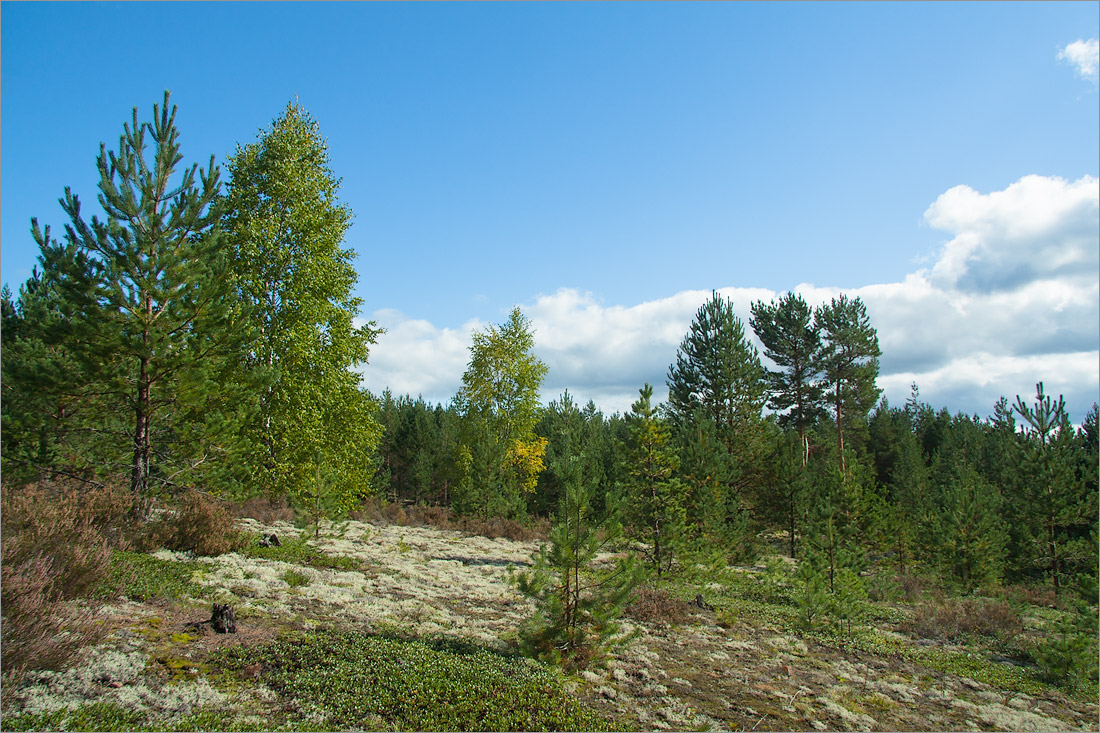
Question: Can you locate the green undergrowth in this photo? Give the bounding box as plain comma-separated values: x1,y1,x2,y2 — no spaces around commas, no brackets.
241,535,363,571
96,551,207,603
210,628,621,731
680,560,1096,702
806,627,1079,698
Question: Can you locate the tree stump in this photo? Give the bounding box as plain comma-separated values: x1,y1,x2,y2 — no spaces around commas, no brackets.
259,533,281,548
186,603,237,635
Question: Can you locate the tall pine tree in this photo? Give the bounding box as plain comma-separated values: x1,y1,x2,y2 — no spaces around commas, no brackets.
750,291,825,466
815,294,881,473
29,92,240,504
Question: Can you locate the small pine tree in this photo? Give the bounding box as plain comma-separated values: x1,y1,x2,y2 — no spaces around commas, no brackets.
624,384,688,578
513,401,645,671
794,549,830,631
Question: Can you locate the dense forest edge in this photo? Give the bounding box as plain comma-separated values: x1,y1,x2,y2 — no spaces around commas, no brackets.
1,93,1097,731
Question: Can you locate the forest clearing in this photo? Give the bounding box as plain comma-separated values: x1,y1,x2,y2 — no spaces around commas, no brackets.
3,44,1097,732
1,498,1096,732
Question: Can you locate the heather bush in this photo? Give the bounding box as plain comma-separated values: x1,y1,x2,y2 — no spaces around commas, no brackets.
0,483,122,676
625,584,694,626
155,492,250,556
902,597,1023,644
234,493,295,524
0,483,119,601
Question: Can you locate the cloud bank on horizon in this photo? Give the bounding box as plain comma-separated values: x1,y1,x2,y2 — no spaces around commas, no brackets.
360,172,1099,422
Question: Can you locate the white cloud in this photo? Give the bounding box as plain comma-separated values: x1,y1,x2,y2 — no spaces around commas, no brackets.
358,309,483,402
1059,38,1099,83
359,174,1099,420
924,174,1099,292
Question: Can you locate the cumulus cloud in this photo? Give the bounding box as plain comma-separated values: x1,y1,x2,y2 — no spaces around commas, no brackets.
359,309,483,401
359,174,1099,420
1059,38,1099,83
924,175,1099,292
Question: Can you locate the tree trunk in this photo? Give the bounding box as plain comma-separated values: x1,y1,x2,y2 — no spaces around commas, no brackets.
131,353,151,514
835,381,846,474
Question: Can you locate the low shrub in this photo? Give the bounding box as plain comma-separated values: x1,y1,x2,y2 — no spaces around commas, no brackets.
154,492,250,557
241,534,361,571
625,584,694,626
96,551,206,602
282,568,312,588
902,597,1023,644
0,482,123,676
234,493,295,524
211,630,618,731
1001,582,1058,610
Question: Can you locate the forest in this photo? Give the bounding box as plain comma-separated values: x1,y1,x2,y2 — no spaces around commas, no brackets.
1,94,1097,731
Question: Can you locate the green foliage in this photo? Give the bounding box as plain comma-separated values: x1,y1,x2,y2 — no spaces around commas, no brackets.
373,392,461,506
533,393,618,518
211,630,618,731
814,294,881,472
926,456,1006,591
454,307,548,520
18,92,246,498
240,534,361,571
623,383,687,577
750,291,825,464
281,568,312,588
1032,600,1099,691
1009,383,1097,595
793,552,830,631
97,551,206,602
1,274,113,484
2,702,146,732
514,394,646,670
667,290,766,438
666,291,767,562
222,100,382,514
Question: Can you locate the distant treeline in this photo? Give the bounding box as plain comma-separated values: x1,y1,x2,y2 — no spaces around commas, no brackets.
2,93,1096,603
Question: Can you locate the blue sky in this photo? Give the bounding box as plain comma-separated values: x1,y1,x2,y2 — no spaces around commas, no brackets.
3,2,1098,420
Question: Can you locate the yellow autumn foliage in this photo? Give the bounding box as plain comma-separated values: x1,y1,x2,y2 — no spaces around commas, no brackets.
507,437,549,493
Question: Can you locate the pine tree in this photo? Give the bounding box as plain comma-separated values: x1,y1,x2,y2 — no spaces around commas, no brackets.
750,291,825,466
1011,383,1096,596
667,291,767,547
513,397,645,670
624,384,687,577
928,453,1006,591
29,92,242,504
815,295,881,473
1,273,105,484
667,291,766,446
222,100,382,513
676,409,754,564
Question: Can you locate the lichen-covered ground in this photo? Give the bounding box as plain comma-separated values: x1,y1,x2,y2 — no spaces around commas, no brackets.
6,517,1098,731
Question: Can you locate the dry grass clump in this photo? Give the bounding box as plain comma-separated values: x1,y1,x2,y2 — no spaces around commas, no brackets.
625,585,695,627
901,597,1023,644
352,499,550,542
153,492,250,557
0,482,126,680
